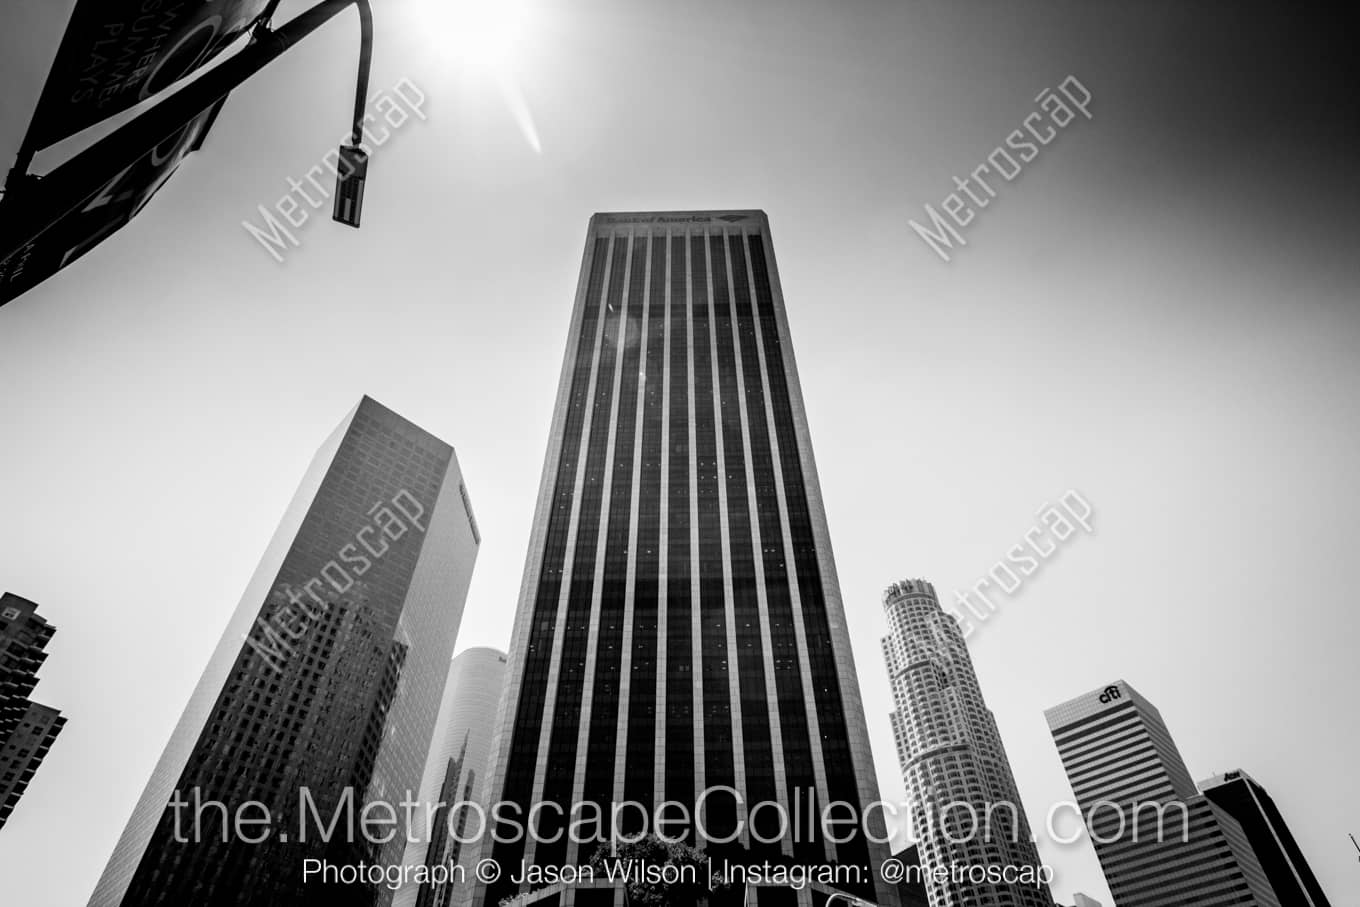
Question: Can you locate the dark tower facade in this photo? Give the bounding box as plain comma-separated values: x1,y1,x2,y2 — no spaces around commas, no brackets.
1200,770,1334,907
89,396,481,907
474,211,896,907
0,592,65,830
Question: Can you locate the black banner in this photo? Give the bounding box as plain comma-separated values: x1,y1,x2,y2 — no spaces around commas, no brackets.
0,100,226,307
23,0,270,150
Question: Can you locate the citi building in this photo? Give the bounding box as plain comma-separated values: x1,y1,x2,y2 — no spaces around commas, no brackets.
1046,682,1281,907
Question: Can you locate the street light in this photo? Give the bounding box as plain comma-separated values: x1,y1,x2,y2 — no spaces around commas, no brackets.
332,0,373,228
824,890,875,907
743,883,876,907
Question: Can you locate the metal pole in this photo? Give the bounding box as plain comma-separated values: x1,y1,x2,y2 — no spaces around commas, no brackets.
0,0,373,268
351,0,375,146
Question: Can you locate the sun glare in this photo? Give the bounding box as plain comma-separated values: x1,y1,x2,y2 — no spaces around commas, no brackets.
424,0,530,70
403,0,543,153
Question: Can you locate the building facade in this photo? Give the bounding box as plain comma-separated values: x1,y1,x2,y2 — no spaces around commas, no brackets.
881,579,1050,907
890,845,930,907
1045,682,1281,907
89,396,481,907
0,592,65,830
473,211,896,907
1200,770,1333,906
393,646,508,907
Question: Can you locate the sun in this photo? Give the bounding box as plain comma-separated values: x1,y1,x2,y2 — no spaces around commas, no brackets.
401,0,543,152
420,0,530,70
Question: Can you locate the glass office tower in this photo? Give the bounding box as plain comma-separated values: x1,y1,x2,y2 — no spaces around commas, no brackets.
392,646,508,907
89,396,480,907
473,211,896,907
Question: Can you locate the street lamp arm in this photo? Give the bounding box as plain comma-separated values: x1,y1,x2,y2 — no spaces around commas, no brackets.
350,0,374,147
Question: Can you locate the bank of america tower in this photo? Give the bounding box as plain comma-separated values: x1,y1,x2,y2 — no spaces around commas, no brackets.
475,212,896,907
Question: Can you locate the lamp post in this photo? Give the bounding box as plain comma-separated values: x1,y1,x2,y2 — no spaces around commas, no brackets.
332,0,373,227
751,883,875,907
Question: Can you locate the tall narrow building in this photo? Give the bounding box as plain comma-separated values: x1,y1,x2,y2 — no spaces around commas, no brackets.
1200,770,1334,907
474,211,896,907
393,646,508,907
1045,682,1281,907
881,579,1051,907
89,396,481,907
0,592,65,830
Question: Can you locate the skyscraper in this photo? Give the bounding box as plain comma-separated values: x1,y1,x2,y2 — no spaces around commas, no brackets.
89,396,481,907
394,646,508,907
0,701,65,829
1200,769,1334,906
0,592,65,830
0,593,60,744
889,845,930,907
1045,681,1281,907
474,211,896,907
881,579,1050,907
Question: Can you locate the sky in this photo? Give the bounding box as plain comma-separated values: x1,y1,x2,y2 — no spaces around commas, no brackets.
1,1,1358,904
